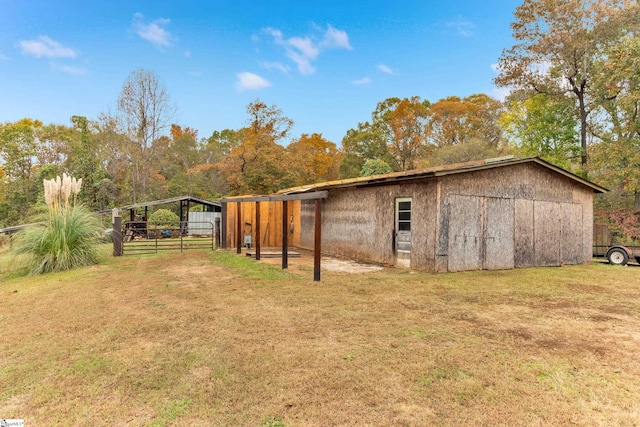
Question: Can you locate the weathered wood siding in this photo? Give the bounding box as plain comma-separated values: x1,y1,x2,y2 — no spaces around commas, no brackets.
533,201,562,266
484,197,516,270
297,162,595,272
514,199,534,267
436,163,594,271
446,195,483,272
224,200,301,248
300,182,438,269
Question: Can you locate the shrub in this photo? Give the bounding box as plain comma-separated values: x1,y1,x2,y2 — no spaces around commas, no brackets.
149,209,180,228
360,159,392,177
14,174,103,275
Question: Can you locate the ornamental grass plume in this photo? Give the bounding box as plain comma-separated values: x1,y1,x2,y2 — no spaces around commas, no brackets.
15,173,102,275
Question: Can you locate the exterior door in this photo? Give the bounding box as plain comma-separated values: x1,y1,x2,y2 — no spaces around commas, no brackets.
447,195,515,272
395,198,412,267
447,195,482,272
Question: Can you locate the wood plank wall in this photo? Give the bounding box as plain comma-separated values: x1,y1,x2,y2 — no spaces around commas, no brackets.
224,200,301,248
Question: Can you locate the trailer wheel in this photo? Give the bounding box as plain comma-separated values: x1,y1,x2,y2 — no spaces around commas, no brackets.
607,248,629,266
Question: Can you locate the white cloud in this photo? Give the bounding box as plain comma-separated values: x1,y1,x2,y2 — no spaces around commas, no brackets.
320,25,352,50
445,17,475,37
262,62,290,74
133,13,173,48
51,62,87,76
352,77,372,85
237,72,271,91
189,71,202,76
184,50,191,58
288,36,319,60
18,36,77,58
265,24,352,75
286,50,315,75
377,64,394,75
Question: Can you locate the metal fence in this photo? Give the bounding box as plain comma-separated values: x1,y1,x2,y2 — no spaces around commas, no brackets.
118,221,217,256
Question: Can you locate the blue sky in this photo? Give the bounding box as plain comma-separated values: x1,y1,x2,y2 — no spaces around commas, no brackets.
0,0,519,145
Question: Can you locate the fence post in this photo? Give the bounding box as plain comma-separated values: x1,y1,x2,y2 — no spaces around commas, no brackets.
113,214,123,256
215,217,221,249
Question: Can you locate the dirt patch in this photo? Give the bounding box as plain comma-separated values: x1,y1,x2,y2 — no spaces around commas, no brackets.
320,257,384,273
251,248,385,274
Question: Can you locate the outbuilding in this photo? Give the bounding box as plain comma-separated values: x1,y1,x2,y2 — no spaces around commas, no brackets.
222,157,606,273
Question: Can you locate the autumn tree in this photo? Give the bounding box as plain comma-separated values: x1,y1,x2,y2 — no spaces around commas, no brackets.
373,97,431,171
340,97,430,177
217,100,293,194
428,139,509,167
114,68,176,203
494,0,634,165
154,124,214,199
94,114,130,207
286,133,341,186
426,94,503,148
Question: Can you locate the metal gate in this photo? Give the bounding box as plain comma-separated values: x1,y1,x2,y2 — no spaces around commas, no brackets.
119,221,217,256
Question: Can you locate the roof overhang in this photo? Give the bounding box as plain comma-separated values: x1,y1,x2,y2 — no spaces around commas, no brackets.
220,191,328,203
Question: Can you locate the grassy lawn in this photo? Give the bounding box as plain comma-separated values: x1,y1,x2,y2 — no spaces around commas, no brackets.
1,248,640,426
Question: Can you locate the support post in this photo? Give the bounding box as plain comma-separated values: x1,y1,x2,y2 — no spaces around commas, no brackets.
185,199,191,236
255,201,261,260
236,202,242,254
221,203,227,249
282,200,288,269
314,198,322,281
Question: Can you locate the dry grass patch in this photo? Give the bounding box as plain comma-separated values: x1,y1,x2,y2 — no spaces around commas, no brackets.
1,250,640,426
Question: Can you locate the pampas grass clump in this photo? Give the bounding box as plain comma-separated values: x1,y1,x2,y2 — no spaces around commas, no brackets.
15,173,103,275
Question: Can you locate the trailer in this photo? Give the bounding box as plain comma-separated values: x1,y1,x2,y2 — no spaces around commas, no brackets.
593,224,640,266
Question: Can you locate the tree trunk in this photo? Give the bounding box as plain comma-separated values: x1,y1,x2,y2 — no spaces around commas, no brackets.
578,91,588,166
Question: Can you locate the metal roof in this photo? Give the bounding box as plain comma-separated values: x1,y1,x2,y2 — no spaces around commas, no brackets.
277,156,608,195
97,195,221,215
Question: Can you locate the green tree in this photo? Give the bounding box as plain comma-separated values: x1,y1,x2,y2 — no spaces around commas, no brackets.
499,95,580,169
94,113,132,207
360,158,393,177
339,121,391,178
68,115,108,210
0,119,42,225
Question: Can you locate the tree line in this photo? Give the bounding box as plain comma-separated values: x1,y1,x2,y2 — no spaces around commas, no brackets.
1,0,639,235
